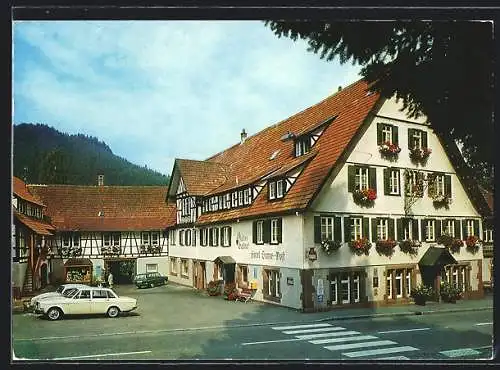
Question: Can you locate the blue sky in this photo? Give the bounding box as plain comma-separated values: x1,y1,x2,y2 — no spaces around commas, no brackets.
13,21,362,176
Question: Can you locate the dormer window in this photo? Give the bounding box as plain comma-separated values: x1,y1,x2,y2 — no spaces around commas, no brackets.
225,193,231,208
268,178,285,200
232,192,238,207
269,181,276,200
244,188,251,205
295,136,311,157
276,179,284,198
238,190,244,206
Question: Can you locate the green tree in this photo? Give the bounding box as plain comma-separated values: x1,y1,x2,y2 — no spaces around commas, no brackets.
38,147,69,184
265,21,493,190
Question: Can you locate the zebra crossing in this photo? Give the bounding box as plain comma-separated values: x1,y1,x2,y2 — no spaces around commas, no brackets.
271,323,417,359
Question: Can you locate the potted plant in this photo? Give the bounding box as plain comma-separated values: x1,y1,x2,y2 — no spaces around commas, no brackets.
378,141,401,161
375,239,397,257
321,239,342,255
465,235,480,254
440,281,462,303
207,280,221,296
349,237,372,256
409,147,432,163
399,239,421,257
223,282,238,301
352,188,377,207
410,284,435,306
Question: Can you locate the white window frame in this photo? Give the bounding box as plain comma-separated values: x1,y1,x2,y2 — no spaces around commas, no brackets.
395,270,403,298
403,220,413,240
436,175,445,196
382,125,392,143
466,220,475,237
225,193,231,208
352,273,360,303
244,188,251,204
269,181,276,200
201,228,208,246
267,270,281,298
142,232,150,246
352,217,363,240
146,263,158,273
151,232,159,246
238,191,244,206
185,229,192,246
386,270,393,299
170,258,177,274
425,220,435,241
256,221,264,244
330,276,338,305
222,227,230,247
179,230,184,246
218,195,224,210
444,220,455,237
452,267,458,288
271,219,279,244
276,179,284,198
412,130,422,149
211,228,218,246
321,217,334,241
169,230,176,246
390,169,400,195
355,168,369,191
232,192,238,207
341,274,350,304
460,267,466,292
102,233,110,247
484,229,493,243
405,270,411,297
377,219,389,240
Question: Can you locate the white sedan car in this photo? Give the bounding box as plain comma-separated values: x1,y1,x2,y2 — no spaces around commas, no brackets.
34,286,138,320
24,283,90,311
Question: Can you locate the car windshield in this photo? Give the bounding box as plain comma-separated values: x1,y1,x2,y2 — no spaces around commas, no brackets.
136,274,147,279
56,286,65,294
63,288,79,298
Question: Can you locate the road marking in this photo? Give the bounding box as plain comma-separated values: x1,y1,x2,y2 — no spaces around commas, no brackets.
51,350,152,360
309,335,377,345
475,322,493,326
241,338,304,346
324,340,396,352
271,323,332,331
283,327,347,335
377,328,430,334
344,346,419,358
439,348,481,357
376,356,411,360
298,331,360,341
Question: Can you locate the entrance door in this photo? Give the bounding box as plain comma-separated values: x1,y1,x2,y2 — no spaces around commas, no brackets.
40,264,48,288
223,263,236,283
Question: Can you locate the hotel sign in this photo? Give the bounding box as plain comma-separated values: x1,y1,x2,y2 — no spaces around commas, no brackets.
250,250,286,262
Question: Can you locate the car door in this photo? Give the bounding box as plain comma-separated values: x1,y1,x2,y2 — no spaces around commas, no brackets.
91,289,110,314
68,289,92,314
153,272,161,285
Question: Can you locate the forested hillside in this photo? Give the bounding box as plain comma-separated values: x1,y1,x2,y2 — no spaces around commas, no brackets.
13,123,169,186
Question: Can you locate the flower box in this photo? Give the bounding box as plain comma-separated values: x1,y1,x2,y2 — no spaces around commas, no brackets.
465,235,480,254
352,188,377,207
409,147,432,163
378,141,401,160
440,281,463,303
432,194,452,209
349,238,372,256
375,239,397,257
321,240,342,255
398,239,421,256
437,234,463,253
410,284,435,305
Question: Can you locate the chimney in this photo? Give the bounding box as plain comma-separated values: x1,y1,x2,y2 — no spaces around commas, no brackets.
240,128,247,144
97,174,104,186
338,86,342,92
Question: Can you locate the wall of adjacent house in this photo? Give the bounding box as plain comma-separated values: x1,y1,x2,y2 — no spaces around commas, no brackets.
136,256,169,277
12,262,27,290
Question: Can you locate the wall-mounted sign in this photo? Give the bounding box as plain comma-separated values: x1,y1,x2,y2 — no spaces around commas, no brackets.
317,294,324,303
287,277,294,286
236,232,249,249
307,247,317,261
250,250,286,262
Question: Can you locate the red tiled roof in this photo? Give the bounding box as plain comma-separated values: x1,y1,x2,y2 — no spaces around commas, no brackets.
176,159,231,196
14,210,55,236
181,79,380,225
12,176,45,206
28,185,175,232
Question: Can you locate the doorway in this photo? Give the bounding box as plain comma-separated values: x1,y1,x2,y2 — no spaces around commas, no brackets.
105,259,136,285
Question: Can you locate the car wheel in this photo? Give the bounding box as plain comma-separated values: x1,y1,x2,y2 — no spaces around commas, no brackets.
47,307,62,321
150,282,155,288
107,306,120,318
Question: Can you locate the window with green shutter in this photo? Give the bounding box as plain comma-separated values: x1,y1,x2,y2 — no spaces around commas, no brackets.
384,168,400,196
377,123,398,145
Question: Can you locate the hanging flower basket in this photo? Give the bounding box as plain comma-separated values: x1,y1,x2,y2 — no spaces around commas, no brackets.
378,141,401,161
321,240,342,255
352,188,377,207
438,234,463,253
409,147,432,163
465,235,480,254
432,194,452,209
398,239,421,257
375,239,397,257
349,238,372,256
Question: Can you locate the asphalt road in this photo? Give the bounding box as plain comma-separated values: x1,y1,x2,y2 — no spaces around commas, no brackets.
13,308,493,361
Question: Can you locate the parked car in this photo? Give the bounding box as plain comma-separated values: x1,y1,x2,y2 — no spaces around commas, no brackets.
134,272,168,288
34,286,138,320
24,283,90,311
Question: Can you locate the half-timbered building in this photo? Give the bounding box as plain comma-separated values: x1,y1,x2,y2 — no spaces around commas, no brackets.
165,79,491,312
12,176,56,297
28,177,173,285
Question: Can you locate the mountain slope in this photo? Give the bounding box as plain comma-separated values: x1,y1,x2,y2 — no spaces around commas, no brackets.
13,123,169,186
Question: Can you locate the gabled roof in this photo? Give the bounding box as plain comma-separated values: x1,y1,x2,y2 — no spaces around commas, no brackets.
172,159,231,196
28,185,174,232
12,176,45,207
13,210,55,236
188,79,381,224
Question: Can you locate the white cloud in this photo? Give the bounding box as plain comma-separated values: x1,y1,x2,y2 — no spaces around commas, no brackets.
13,21,361,176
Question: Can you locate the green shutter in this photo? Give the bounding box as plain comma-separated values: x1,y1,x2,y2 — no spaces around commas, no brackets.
412,219,419,240
193,229,197,246
435,219,442,238
209,228,213,246
252,221,257,244
462,219,468,239
392,125,399,146
263,220,271,243
334,217,342,243
454,220,460,239
314,216,322,243
348,166,356,192
421,220,426,240
363,218,370,241
474,220,480,237
422,131,428,149
383,168,390,195
277,218,282,243
344,217,351,241
369,167,377,191
377,123,383,145
445,175,452,197
397,218,404,240
371,218,378,242
228,227,232,246
408,128,414,149
389,218,395,240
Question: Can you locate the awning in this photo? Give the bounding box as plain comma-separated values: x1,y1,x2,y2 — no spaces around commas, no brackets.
419,247,457,267
64,258,92,267
14,211,55,236
213,256,236,264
